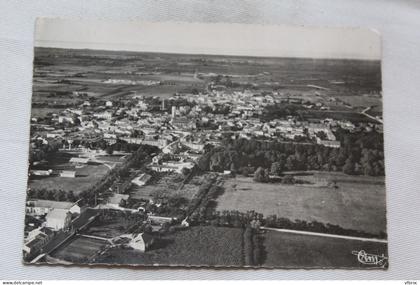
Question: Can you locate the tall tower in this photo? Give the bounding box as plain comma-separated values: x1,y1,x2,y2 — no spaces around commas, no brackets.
161,99,165,111
171,106,176,118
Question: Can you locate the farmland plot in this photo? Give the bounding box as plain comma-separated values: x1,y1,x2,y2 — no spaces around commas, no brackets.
263,230,388,268
50,236,109,263
95,226,244,266
216,173,386,235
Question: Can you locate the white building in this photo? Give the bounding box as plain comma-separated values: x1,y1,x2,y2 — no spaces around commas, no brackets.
69,157,90,164
45,209,72,230
129,233,155,252
149,161,194,174
131,173,152,187
30,169,53,176
93,111,113,120
58,116,74,124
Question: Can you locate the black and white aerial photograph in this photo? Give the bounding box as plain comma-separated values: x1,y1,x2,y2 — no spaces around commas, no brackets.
23,19,387,269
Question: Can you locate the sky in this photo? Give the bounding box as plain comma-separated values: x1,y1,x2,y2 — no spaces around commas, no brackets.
34,18,381,60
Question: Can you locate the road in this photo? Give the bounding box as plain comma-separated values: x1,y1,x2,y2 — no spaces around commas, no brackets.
360,106,383,124
261,226,388,243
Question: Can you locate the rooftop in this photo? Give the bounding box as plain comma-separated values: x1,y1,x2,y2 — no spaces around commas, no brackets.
27,199,74,210
46,208,70,220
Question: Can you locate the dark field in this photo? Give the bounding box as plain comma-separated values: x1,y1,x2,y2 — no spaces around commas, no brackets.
50,236,108,263
263,230,388,269
94,226,244,266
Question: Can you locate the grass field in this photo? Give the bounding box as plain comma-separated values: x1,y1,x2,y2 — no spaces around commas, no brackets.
262,230,388,268
50,236,108,263
28,151,109,194
216,172,386,235
95,226,244,266
95,154,126,164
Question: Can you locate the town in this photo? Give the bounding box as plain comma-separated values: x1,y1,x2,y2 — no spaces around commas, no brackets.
23,48,387,267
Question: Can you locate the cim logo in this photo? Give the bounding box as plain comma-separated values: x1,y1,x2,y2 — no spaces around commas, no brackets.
352,250,388,267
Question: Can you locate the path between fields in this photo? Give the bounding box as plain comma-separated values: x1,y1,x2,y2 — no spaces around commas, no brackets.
261,227,388,243
361,106,383,124
78,234,113,243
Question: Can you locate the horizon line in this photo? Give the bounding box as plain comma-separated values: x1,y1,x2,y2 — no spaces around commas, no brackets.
34,45,382,62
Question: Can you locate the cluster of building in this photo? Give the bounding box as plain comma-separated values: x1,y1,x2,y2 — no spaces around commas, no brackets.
23,200,83,257
25,74,387,263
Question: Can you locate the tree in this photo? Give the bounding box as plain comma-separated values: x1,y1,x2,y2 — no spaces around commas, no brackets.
270,162,283,176
282,174,295,184
142,223,153,234
363,162,375,176
181,167,191,177
253,167,270,183
230,163,237,175
285,155,298,171
55,190,66,201
37,188,48,200
46,190,55,200
252,233,262,265
119,199,127,208
244,226,254,265
105,145,114,155
119,168,130,178
240,166,254,177
209,151,224,172
343,158,355,175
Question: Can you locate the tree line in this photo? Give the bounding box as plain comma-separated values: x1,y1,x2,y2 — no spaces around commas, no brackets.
183,180,386,239
197,127,384,177
243,226,263,266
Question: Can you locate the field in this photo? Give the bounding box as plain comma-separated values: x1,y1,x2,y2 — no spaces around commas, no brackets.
129,172,202,200
94,154,127,164
50,236,109,263
95,226,244,266
28,151,110,194
83,215,138,239
262,230,388,268
337,94,383,111
31,107,63,118
216,172,386,235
